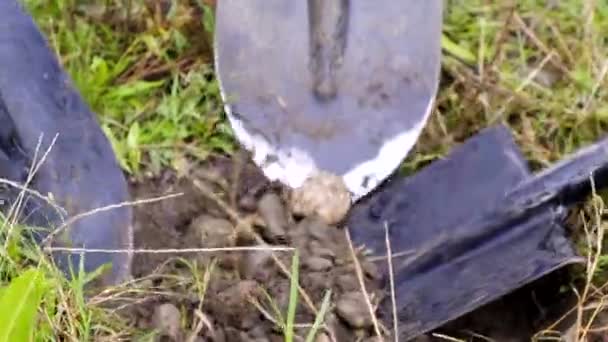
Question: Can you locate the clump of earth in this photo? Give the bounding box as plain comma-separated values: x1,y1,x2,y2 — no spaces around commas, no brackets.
113,153,584,341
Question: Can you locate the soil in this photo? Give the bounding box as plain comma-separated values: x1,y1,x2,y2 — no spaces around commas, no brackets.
124,154,387,341
119,153,582,342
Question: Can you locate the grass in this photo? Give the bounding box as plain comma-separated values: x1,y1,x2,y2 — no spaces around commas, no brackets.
22,0,233,176
0,0,607,340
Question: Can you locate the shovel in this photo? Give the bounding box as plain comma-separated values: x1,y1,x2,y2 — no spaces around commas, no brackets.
347,124,608,340
214,0,443,201
0,0,133,286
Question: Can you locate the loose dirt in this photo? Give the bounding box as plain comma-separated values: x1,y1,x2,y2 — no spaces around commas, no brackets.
126,154,385,341
121,153,581,341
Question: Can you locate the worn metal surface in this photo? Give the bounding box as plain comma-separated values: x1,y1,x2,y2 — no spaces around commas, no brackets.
0,1,133,285
348,125,586,340
215,0,443,200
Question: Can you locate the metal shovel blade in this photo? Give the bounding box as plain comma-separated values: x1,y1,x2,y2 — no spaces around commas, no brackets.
214,0,443,200
347,125,584,340
0,0,133,286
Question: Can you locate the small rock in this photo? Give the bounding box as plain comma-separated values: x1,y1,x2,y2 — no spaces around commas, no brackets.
257,192,288,241
152,303,182,340
296,216,332,241
220,280,260,304
289,171,351,225
306,271,333,290
309,241,336,260
336,292,374,329
189,215,234,248
326,313,353,342
336,274,359,293
304,256,333,271
239,249,274,281
216,252,240,270
315,332,331,342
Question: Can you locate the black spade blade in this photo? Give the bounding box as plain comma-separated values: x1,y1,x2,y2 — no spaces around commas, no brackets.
347,125,597,340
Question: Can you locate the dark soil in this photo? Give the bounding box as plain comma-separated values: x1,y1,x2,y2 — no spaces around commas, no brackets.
125,154,386,341
120,153,581,342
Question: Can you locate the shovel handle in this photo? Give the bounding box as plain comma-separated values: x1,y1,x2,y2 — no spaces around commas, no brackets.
506,137,608,210
308,0,349,101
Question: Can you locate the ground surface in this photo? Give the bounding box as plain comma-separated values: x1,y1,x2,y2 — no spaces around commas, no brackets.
1,0,608,341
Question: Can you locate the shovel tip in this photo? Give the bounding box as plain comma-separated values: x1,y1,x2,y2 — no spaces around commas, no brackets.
223,95,434,202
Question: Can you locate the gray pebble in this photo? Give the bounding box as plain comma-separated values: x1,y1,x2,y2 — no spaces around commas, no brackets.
189,215,234,248
240,249,273,281
336,292,374,329
309,241,336,260
336,274,359,293
297,216,332,241
152,303,182,340
315,332,331,342
258,192,289,240
305,256,333,271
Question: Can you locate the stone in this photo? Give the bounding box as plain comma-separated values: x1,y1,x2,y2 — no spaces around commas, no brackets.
335,292,374,329
289,171,351,225
151,303,182,340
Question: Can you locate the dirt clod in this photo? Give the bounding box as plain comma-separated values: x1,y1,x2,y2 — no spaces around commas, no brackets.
152,303,182,340
289,171,351,225
257,192,289,241
336,292,374,329
296,216,333,240
304,256,333,271
188,214,234,248
239,249,273,281
314,332,331,342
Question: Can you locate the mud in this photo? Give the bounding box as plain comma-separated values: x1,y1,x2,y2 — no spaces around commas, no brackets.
122,154,581,341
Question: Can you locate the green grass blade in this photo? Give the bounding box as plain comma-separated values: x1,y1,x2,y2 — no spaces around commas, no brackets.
441,33,477,65
304,289,332,342
284,250,300,342
0,267,48,342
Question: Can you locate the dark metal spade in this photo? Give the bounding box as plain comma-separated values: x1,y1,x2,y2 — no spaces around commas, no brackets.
0,1,133,286
346,124,608,340
214,0,443,201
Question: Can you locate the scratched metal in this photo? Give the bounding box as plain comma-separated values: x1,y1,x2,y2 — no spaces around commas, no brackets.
215,0,442,191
